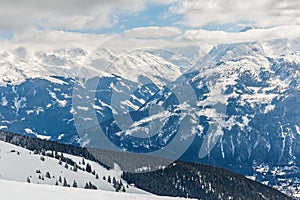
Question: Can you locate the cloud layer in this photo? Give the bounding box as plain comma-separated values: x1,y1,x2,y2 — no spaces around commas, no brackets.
171,0,300,27
0,0,175,31
185,25,300,45
0,0,300,32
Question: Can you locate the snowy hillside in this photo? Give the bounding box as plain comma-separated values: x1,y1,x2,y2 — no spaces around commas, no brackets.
0,140,145,194
0,179,181,200
0,131,291,200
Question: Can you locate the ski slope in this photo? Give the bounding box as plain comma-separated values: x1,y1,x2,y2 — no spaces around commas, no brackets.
0,179,185,200
0,140,144,193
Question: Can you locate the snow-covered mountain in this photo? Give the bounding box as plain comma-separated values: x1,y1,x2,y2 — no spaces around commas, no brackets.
1,37,300,198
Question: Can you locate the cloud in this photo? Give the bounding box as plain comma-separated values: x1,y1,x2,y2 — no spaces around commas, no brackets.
3,25,300,59
3,29,107,51
170,0,300,28
0,0,175,31
123,26,182,39
2,26,191,51
185,25,300,46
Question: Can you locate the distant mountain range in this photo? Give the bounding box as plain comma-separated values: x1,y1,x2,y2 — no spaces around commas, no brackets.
0,37,300,198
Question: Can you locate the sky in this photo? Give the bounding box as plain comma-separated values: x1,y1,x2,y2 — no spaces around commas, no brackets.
0,0,300,49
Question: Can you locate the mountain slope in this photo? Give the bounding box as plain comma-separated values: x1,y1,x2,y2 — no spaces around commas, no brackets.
0,130,292,200
0,138,145,194
124,162,292,200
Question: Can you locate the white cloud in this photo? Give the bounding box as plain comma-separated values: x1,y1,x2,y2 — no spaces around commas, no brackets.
2,29,107,51
0,0,175,31
122,26,182,39
1,26,192,51
185,25,300,45
171,0,300,28
2,25,300,59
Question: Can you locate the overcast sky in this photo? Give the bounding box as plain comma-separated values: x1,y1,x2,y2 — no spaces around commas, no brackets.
0,0,300,47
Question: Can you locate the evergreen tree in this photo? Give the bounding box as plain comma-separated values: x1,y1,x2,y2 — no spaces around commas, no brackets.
86,163,92,173
113,177,117,187
63,177,68,187
45,171,51,179
73,164,78,172
88,182,97,190
40,156,45,161
26,177,31,183
54,151,59,159
73,180,78,188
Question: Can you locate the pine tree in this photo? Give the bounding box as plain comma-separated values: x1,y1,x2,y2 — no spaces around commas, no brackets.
103,176,106,181
45,171,51,179
86,163,92,173
55,181,59,186
113,177,116,187
95,174,99,179
63,177,68,187
89,182,97,190
108,176,111,183
26,177,30,183
54,151,59,159
82,158,85,165
59,176,62,183
73,164,78,172
73,180,78,188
